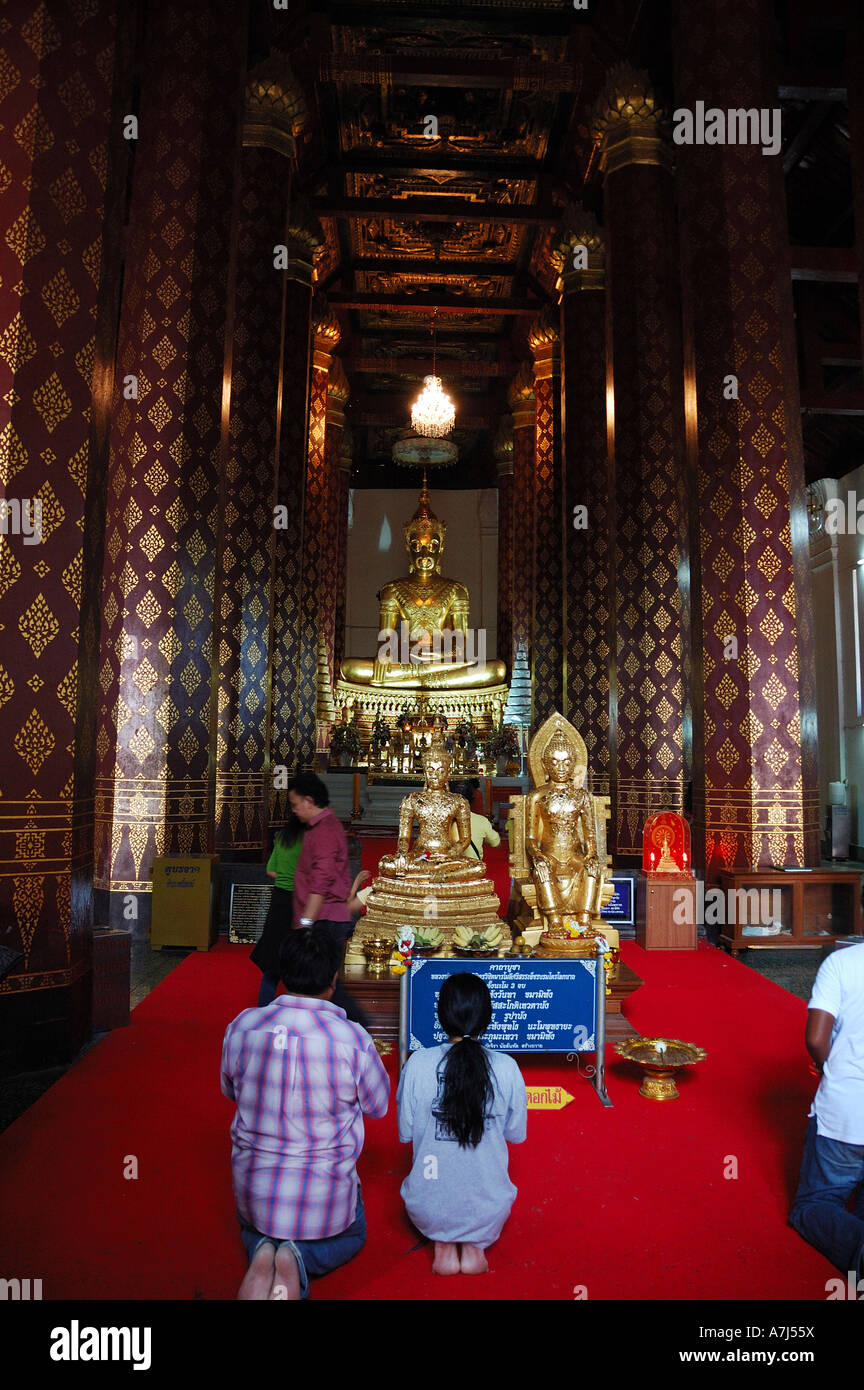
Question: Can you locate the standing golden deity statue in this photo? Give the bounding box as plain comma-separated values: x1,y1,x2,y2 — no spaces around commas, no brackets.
339,482,507,691
360,739,504,943
509,713,612,954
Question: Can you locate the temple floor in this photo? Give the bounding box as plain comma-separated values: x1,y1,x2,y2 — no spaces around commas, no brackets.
0,929,837,1301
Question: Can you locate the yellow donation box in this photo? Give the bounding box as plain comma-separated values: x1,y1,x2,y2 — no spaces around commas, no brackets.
151,856,218,951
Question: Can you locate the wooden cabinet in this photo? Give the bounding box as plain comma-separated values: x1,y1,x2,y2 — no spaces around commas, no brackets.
718,869,863,955
636,876,698,950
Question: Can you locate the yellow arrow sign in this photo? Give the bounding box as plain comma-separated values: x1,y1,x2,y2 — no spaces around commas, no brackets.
526,1084,575,1111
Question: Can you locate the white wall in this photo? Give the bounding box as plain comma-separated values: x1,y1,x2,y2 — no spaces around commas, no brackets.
344,486,499,662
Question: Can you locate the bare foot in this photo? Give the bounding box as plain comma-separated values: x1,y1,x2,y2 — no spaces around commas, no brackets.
272,1243,302,1300
460,1243,489,1274
432,1241,460,1275
237,1241,276,1299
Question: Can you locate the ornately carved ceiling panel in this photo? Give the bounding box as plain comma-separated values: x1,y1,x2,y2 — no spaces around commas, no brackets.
355,271,514,299
351,203,527,266
339,84,555,163
360,337,499,362
333,22,565,61
358,310,505,334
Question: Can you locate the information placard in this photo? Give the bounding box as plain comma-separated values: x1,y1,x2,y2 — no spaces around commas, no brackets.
399,954,611,1106
228,884,273,944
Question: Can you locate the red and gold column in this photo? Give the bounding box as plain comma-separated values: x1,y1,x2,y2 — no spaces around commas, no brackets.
508,362,536,696
269,201,322,807
593,64,691,858
675,1,819,872
213,60,306,855
332,422,353,673
529,306,565,725
494,416,514,680
293,294,341,770
0,0,132,1063
93,0,247,911
553,206,612,795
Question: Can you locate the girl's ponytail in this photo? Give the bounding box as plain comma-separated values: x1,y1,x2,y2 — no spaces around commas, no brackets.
436,973,495,1149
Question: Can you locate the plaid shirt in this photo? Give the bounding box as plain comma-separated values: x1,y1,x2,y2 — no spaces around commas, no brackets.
221,994,390,1240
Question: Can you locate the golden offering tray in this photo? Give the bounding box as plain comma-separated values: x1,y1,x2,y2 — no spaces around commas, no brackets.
615,1036,707,1101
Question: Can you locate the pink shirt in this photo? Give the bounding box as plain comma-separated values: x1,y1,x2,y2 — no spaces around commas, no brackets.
221,994,390,1239
292,807,353,925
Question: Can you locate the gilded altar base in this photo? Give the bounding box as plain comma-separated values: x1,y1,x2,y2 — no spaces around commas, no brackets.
335,679,509,742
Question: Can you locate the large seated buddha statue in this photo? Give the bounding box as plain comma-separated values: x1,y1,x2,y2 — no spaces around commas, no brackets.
340,482,507,691
359,739,504,944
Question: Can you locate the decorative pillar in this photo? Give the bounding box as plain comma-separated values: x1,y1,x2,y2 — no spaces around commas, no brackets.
675,1,819,872
332,422,353,671
94,0,247,917
508,362,535,698
313,354,349,758
0,0,133,1066
213,58,307,855
269,199,323,810
529,305,565,725
552,205,612,796
494,415,514,680
593,64,691,858
294,293,341,770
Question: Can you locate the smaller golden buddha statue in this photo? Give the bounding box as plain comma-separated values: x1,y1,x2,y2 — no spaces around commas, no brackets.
508,713,613,956
654,834,678,874
360,739,504,944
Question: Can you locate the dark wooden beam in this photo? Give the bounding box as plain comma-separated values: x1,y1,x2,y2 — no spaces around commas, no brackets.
330,291,539,315
348,356,508,378
789,247,858,282
783,101,836,175
319,158,549,182
350,258,518,278
801,392,864,415
310,196,560,225
778,70,847,100
320,54,577,91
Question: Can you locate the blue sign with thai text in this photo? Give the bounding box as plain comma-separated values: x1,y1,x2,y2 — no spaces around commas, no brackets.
405,956,598,1054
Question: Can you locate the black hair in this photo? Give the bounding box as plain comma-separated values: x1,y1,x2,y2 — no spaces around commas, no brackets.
436,973,494,1148
274,812,305,848
279,928,341,996
287,772,329,807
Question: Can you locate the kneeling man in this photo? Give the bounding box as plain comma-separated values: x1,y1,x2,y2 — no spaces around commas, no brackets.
221,929,390,1299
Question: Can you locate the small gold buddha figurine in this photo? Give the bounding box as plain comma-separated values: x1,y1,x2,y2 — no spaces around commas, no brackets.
523,715,607,952
339,482,507,691
360,739,504,944
655,834,678,874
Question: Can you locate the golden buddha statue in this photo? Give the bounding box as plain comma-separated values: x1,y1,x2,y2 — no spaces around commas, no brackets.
360,739,504,944
508,713,613,956
340,482,507,691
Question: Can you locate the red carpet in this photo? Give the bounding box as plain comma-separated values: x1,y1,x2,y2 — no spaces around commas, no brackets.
0,932,837,1301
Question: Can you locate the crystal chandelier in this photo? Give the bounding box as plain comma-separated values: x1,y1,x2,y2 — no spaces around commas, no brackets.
410,310,455,438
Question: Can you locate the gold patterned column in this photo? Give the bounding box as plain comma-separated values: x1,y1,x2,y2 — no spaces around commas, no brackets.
508,362,536,699
333,422,353,671
494,415,514,681
93,0,248,912
214,59,308,855
552,206,611,797
316,354,349,754
675,0,819,871
0,0,133,1066
269,199,323,808
593,64,691,858
529,305,565,725
293,292,340,770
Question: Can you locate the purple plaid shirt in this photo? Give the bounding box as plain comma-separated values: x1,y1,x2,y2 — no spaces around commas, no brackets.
221,994,390,1240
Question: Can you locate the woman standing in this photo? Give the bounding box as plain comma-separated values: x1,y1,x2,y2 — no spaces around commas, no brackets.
250,815,305,1006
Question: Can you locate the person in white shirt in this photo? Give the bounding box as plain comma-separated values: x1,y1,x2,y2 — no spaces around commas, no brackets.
789,939,864,1279
449,779,501,861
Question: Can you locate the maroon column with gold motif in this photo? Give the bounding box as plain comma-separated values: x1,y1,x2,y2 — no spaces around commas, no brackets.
0,0,134,1066
508,364,535,691
213,62,306,856
93,0,247,915
554,206,612,797
494,416,514,682
269,202,322,809
675,0,819,872
529,306,565,726
332,423,353,672
593,65,692,859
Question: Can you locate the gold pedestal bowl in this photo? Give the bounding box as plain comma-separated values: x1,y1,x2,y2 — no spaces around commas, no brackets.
362,935,393,974
615,1036,707,1101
